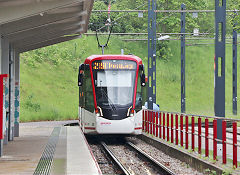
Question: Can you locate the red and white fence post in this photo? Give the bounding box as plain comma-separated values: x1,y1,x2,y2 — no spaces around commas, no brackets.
167,113,169,141
153,112,155,137
233,122,237,168
175,114,178,145
185,115,188,149
163,113,165,140
222,120,226,164
205,118,209,157
145,110,148,133
150,111,152,135
171,114,174,143
198,117,202,154
159,112,162,138
156,112,158,137
213,119,217,160
180,115,183,147
142,110,145,132
191,116,195,151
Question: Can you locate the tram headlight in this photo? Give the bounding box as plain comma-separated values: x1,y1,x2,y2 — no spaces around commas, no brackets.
96,106,103,117
130,109,135,117
127,106,135,117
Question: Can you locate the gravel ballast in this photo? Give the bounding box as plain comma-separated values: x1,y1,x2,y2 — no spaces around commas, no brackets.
127,137,203,175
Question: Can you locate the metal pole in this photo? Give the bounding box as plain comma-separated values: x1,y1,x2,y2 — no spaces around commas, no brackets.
121,49,124,55
232,16,237,115
1,38,9,145
8,44,14,141
108,0,110,32
0,38,3,157
14,51,20,137
181,4,186,113
147,0,157,110
214,0,226,148
101,45,104,55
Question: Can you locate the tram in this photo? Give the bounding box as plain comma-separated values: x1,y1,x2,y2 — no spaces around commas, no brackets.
78,55,146,135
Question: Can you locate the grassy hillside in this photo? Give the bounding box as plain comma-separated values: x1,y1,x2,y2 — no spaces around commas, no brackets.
20,35,240,122
157,40,240,118
20,35,148,122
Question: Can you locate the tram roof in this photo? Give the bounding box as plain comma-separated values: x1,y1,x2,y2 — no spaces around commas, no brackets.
84,55,143,64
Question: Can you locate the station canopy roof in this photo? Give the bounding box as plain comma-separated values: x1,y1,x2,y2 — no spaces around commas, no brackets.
0,0,93,53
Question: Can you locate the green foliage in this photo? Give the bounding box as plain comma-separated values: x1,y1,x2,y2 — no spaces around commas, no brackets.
156,40,172,61
23,94,41,112
22,40,85,68
90,0,148,33
223,168,233,175
90,0,239,36
156,0,209,33
99,0,116,5
227,0,240,31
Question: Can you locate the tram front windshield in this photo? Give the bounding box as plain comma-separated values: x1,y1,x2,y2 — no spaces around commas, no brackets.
92,60,137,107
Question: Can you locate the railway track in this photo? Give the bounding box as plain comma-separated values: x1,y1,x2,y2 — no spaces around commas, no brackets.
100,140,176,175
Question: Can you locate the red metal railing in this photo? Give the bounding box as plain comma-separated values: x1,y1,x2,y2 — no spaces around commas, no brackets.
142,109,240,168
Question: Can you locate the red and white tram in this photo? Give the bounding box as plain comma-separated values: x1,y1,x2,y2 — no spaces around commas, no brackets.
78,55,146,135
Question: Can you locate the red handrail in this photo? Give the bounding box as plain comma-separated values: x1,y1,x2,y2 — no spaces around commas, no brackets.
142,109,240,167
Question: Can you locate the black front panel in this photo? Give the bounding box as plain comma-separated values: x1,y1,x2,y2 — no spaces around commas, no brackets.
101,105,129,120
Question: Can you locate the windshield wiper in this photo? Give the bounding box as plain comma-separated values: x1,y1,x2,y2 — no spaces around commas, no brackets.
99,80,116,111
100,87,116,111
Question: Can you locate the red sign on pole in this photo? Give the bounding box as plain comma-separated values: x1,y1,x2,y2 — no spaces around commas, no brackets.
0,74,8,140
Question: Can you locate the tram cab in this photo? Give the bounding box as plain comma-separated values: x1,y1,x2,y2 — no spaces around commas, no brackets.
78,55,146,135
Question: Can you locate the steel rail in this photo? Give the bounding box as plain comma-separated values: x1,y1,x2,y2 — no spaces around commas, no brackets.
100,142,131,175
127,142,176,175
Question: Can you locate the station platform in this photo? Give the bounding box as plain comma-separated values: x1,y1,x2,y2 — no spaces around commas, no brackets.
0,121,101,175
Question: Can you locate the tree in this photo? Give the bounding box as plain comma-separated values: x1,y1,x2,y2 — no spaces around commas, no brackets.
99,0,116,5
228,1,240,31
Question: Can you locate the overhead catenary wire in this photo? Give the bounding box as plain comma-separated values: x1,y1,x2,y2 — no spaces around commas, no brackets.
92,9,240,13
96,25,114,54
92,3,239,47
121,37,236,42
85,32,211,35
186,42,240,46
120,39,240,46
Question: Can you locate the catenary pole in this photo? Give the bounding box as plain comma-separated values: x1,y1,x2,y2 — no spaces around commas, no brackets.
232,13,237,115
147,0,157,110
214,0,226,150
181,4,186,113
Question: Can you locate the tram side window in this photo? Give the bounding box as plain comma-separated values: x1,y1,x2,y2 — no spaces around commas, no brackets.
135,73,142,112
78,64,84,107
79,75,85,107
84,69,95,112
79,85,84,107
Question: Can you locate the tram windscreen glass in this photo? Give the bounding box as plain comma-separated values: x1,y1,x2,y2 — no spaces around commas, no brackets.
92,60,137,106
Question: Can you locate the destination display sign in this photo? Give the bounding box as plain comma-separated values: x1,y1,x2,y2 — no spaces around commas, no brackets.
92,60,136,70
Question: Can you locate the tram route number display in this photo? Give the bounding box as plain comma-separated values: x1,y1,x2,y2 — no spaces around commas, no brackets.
92,60,136,70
